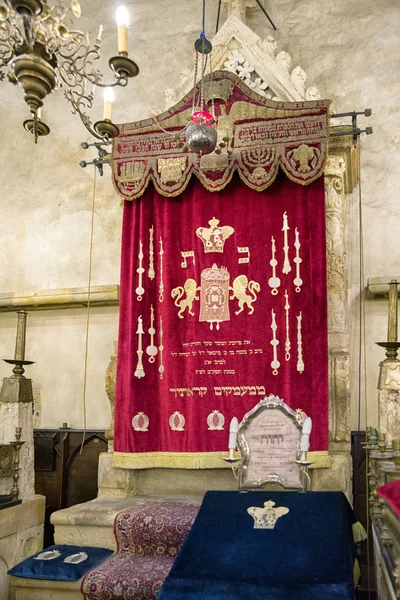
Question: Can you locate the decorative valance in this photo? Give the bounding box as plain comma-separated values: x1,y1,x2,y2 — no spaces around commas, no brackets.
112,71,330,201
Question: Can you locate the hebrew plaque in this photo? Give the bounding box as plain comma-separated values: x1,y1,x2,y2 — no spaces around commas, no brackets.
237,395,304,489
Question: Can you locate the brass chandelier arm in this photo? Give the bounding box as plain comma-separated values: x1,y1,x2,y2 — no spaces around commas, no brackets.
1,0,138,141
63,86,103,141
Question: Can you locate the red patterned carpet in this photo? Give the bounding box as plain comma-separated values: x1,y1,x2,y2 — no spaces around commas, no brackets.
82,501,199,600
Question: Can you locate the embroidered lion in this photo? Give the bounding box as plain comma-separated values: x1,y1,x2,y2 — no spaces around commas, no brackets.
171,278,200,318
230,275,260,316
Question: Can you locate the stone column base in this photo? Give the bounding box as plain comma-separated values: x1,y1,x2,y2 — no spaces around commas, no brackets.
0,494,45,600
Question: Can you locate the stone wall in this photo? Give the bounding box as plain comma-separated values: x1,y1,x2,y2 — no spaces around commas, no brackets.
0,0,398,432
0,496,44,600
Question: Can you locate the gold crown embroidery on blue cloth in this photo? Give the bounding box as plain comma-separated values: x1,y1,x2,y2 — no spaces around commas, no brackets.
247,500,290,529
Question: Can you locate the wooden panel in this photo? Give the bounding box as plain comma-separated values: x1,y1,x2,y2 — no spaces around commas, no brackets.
34,429,107,546
352,430,377,599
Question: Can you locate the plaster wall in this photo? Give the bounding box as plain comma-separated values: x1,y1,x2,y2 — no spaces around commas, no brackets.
0,0,398,431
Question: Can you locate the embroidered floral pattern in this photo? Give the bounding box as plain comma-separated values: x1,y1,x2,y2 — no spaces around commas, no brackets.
115,502,199,556
82,502,199,600
82,554,173,600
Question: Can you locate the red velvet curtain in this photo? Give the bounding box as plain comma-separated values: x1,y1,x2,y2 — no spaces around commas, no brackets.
114,173,328,465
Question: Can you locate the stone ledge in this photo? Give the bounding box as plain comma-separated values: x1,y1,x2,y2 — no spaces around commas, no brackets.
52,495,201,551
0,285,119,312
51,497,139,528
1,495,45,539
367,277,400,299
11,574,84,600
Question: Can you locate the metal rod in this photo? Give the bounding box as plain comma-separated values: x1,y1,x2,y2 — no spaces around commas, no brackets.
215,0,222,33
331,109,372,119
329,127,373,139
253,0,276,30
81,141,109,150
80,159,110,168
388,280,399,343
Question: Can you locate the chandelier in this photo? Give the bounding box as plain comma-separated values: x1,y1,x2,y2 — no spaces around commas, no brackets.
0,0,138,142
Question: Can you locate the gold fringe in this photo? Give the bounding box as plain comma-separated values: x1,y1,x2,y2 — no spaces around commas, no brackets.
352,521,368,543
113,451,240,470
113,450,330,470
307,451,331,469
353,558,361,587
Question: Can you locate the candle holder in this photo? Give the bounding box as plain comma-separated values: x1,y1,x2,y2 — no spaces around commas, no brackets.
392,440,400,469
23,117,50,140
94,119,119,140
362,426,379,450
10,427,25,501
109,55,139,79
378,432,387,454
222,448,241,482
376,280,400,391
295,451,314,493
3,310,34,378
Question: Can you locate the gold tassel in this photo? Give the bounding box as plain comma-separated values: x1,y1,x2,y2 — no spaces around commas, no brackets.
353,558,361,586
352,521,368,543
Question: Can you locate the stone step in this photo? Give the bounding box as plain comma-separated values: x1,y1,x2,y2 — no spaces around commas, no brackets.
51,495,201,551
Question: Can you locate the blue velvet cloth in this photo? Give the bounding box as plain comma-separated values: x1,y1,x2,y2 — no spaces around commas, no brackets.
8,545,113,581
159,491,356,600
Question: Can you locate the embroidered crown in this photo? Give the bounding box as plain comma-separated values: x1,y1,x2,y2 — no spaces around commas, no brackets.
196,217,234,253
247,500,290,530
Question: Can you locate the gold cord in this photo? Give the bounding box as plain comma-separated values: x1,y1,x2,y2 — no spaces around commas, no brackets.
80,165,97,455
357,141,371,600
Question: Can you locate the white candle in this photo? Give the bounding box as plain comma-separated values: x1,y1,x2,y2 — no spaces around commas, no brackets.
228,417,239,449
116,6,129,54
300,417,312,452
103,87,115,121
97,24,103,42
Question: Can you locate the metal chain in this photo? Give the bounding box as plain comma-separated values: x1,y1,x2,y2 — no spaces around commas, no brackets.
209,52,215,119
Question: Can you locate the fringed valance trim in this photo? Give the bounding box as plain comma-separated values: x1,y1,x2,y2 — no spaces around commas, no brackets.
113,450,331,470
112,71,330,201
307,451,331,469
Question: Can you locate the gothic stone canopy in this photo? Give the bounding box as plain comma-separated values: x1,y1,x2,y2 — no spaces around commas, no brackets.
112,72,330,200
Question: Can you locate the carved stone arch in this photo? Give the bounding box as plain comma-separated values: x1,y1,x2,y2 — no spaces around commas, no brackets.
159,10,321,112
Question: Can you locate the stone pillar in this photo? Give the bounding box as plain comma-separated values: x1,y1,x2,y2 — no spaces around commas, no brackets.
376,279,400,442
0,312,45,600
105,342,117,452
0,311,35,497
98,341,137,497
312,154,352,500
324,155,351,444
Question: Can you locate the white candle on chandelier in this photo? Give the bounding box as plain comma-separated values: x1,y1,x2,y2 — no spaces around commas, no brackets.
103,87,115,121
97,24,103,42
116,5,129,54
